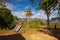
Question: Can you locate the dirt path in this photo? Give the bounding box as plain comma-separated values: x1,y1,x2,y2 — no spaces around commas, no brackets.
0,29,58,40
21,29,58,40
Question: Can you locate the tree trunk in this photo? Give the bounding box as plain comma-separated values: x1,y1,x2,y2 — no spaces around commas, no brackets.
46,10,51,29
47,13,50,29
27,17,29,28
47,15,49,27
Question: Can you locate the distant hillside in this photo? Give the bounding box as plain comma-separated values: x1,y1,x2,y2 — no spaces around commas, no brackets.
50,17,60,22
18,18,46,21
18,18,34,21
18,18,27,21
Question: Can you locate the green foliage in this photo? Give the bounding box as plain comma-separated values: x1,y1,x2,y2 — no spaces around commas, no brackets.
9,16,18,29
58,10,60,14
23,18,46,29
0,8,13,29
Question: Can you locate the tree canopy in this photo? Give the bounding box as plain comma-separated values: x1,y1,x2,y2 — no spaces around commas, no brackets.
40,0,58,10
0,8,13,29
25,8,33,18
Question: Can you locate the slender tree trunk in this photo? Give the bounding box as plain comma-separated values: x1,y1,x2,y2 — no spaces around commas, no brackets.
28,17,29,28
46,10,51,29
27,17,29,28
46,12,50,29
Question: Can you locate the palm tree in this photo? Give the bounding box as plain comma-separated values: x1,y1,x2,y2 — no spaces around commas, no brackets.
30,0,58,29
25,8,33,28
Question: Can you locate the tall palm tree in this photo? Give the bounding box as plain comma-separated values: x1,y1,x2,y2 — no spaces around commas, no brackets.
30,0,58,29
25,8,33,28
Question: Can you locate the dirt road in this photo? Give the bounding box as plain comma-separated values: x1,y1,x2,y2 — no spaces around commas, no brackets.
0,29,58,40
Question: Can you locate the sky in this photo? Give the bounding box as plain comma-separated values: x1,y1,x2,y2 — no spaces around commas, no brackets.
5,0,58,20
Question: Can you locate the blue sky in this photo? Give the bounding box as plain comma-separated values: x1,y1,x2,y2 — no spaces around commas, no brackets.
5,0,58,20
6,0,38,11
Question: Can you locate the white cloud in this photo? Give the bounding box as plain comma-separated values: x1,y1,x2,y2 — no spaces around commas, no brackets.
11,9,58,20
11,10,48,20
12,10,36,18
5,3,15,10
32,11,36,15
31,10,58,20
50,10,58,19
31,10,47,20
12,11,26,18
